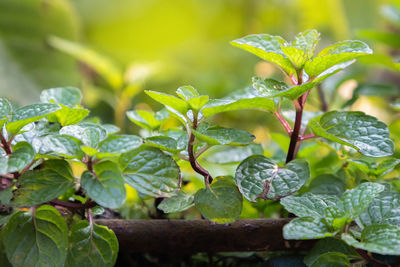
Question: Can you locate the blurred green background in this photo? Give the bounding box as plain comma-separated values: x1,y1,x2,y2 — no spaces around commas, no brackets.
0,0,398,132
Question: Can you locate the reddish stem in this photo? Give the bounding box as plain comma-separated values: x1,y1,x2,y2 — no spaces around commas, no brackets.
0,133,11,155
299,134,315,141
356,249,387,267
187,115,213,186
49,199,97,210
274,111,292,135
285,70,307,163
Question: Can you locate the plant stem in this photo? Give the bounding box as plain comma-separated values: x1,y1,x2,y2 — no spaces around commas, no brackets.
49,199,97,210
285,102,303,163
0,133,11,155
274,110,292,135
298,134,315,141
285,71,308,163
355,249,387,267
317,84,328,112
187,115,213,186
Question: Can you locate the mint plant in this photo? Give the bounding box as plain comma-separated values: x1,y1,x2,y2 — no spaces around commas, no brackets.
229,30,399,266
0,29,398,267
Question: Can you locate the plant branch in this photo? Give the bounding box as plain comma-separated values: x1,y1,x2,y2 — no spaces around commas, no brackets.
195,144,211,159
356,249,387,267
49,199,97,210
286,98,304,163
187,114,213,185
0,132,11,155
317,84,328,112
298,134,315,141
273,110,292,136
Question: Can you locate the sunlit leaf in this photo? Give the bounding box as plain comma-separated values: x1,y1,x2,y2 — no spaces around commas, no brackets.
230,34,296,77
40,87,82,108
6,103,61,134
145,90,189,115
192,123,255,146
202,86,275,117
304,40,372,78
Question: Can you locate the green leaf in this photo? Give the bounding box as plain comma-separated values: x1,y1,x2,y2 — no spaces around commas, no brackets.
202,87,275,117
48,36,123,89
235,156,309,201
161,129,188,151
176,85,200,99
120,146,180,197
292,29,320,58
0,187,13,205
194,176,242,224
6,103,61,134
145,136,182,153
281,193,338,218
0,98,12,128
375,158,400,177
308,174,346,196
357,191,400,228
7,141,34,173
205,143,264,164
145,90,189,115
40,87,82,108
342,224,400,255
252,71,340,100
126,109,169,131
97,134,142,158
304,40,372,78
0,230,12,267
309,111,394,157
341,182,385,220
3,205,68,267
281,46,307,69
52,105,90,126
158,191,194,213
102,124,120,135
60,122,108,148
36,134,83,159
14,159,74,206
304,238,357,267
81,161,126,209
309,252,350,267
230,34,296,76
192,123,255,146
283,217,334,240
176,85,209,111
66,220,118,267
